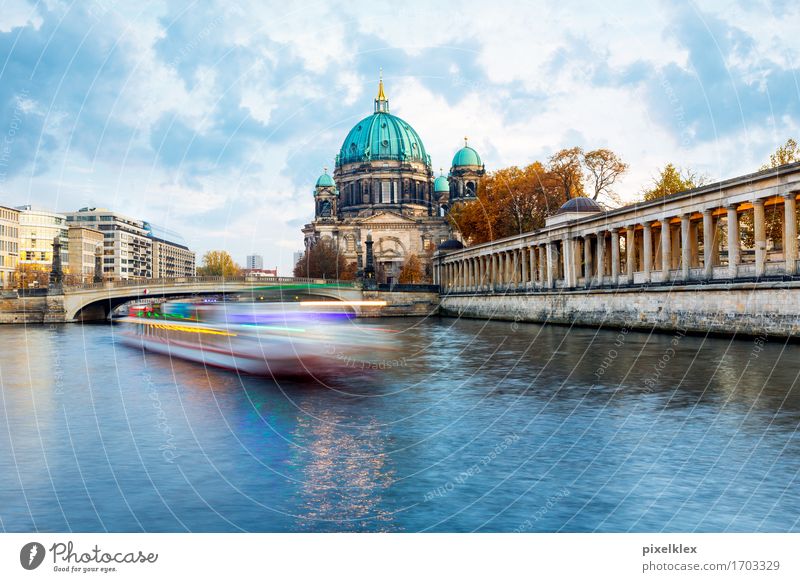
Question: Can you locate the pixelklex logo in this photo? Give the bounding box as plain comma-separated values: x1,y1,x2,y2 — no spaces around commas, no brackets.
20,542,46,570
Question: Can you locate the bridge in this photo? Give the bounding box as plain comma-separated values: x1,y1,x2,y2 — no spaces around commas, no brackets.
434,162,800,337
61,276,363,321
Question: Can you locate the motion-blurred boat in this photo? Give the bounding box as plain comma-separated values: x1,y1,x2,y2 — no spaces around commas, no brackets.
119,300,395,376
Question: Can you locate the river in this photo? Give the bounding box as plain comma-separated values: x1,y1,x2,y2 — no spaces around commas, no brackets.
1,317,798,532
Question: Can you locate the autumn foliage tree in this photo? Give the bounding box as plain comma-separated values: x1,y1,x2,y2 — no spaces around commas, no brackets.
448,162,566,244
583,148,629,204
398,253,424,284
293,239,356,280
197,250,241,277
548,147,586,200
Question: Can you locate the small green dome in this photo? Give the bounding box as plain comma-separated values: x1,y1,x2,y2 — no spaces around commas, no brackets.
452,142,482,167
434,175,449,192
316,172,335,188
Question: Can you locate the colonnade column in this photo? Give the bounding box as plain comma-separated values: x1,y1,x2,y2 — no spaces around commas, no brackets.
681,213,690,281
529,246,536,287
611,229,620,284
520,247,528,287
753,198,766,277
596,231,605,285
546,242,555,289
727,204,740,279
584,235,593,288
661,218,671,281
643,222,652,283
702,209,714,280
538,245,546,288
784,193,798,275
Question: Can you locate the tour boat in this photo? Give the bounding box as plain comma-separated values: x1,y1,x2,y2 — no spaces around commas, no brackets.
118,300,395,376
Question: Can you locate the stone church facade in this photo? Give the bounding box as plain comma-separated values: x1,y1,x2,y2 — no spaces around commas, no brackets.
302,76,485,284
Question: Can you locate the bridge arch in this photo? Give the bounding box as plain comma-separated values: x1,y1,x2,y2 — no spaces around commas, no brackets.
62,277,363,321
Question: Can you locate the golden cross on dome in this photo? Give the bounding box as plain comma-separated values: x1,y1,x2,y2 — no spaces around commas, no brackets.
377,68,387,101
464,136,469,147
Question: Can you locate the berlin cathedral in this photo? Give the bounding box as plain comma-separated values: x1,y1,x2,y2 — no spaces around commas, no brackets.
302,76,485,284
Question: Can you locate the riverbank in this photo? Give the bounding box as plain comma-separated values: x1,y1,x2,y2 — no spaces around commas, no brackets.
439,280,800,338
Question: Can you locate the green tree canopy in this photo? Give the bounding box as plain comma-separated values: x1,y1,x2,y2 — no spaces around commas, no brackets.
641,163,708,201
760,138,799,170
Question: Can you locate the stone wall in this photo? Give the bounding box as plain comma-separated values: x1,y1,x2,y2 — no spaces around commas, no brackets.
360,290,440,317
0,295,52,324
439,281,800,338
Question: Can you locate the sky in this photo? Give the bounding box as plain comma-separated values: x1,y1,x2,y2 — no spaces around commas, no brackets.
0,0,798,273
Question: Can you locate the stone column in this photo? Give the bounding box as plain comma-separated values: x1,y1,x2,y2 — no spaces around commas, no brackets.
727,204,740,279
681,213,690,281
546,242,555,288
538,246,546,288
512,249,520,286
661,218,672,281
584,234,593,287
753,198,767,277
643,222,652,283
529,246,536,287
784,193,798,275
596,231,605,285
703,209,714,280
563,238,575,288
521,247,528,287
611,229,620,284
626,225,635,281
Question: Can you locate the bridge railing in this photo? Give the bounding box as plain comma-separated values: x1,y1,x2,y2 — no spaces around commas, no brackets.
62,276,357,292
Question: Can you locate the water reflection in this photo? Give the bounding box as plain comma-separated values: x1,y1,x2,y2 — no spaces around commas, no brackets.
0,319,798,532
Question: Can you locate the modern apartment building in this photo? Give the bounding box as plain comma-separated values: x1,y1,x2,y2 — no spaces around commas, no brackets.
65,208,152,280
151,238,196,278
0,205,20,288
68,226,104,283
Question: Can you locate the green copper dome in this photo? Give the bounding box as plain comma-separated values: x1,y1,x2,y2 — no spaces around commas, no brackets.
434,174,449,192
315,172,335,188
336,78,431,168
452,140,482,167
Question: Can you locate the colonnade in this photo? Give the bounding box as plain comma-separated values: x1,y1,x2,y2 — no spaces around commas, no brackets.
436,191,799,292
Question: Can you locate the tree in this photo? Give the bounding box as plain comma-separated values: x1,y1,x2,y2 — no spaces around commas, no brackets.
14,263,50,288
641,163,709,201
760,138,799,170
197,250,241,277
398,253,424,284
447,161,566,244
548,147,586,200
583,148,629,204
293,239,355,280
